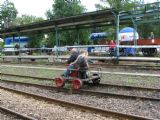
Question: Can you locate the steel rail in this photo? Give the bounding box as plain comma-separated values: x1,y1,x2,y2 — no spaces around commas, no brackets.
0,79,159,101
0,106,37,120
1,55,160,63
0,85,153,120
99,83,160,91
0,73,53,80
104,64,160,70
1,65,160,77
1,61,160,71
1,73,160,91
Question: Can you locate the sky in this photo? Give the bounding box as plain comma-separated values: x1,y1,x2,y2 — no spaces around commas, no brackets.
0,0,158,19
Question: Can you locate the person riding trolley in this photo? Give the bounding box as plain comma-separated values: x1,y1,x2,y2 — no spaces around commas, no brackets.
64,49,89,78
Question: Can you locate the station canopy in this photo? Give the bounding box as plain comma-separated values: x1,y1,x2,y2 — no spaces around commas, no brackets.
0,9,117,37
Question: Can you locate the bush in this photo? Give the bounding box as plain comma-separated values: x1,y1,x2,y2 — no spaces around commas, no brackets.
0,42,4,48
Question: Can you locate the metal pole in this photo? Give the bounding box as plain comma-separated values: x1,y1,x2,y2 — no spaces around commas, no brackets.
132,19,137,56
12,36,14,55
116,14,120,57
58,31,60,46
134,23,137,56
18,33,21,56
2,36,5,56
77,29,80,45
55,27,58,57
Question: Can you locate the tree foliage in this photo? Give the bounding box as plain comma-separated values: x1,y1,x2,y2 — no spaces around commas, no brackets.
45,0,89,46
15,14,43,25
46,0,85,19
0,0,18,29
15,15,44,48
0,41,4,48
95,0,140,11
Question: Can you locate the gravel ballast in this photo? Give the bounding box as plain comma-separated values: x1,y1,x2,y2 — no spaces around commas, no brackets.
2,77,160,99
0,82,159,119
0,110,23,120
86,86,160,99
1,89,114,120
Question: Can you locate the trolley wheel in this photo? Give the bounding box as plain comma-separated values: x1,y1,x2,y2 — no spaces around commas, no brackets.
72,79,83,90
55,77,65,88
92,79,100,85
92,73,100,85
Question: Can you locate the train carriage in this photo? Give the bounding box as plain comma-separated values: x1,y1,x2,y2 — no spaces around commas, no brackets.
118,27,160,56
120,38,160,56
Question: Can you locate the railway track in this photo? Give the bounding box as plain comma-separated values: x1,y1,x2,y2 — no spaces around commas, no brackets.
1,72,160,91
0,85,152,120
0,106,36,120
0,79,159,101
1,61,160,71
1,65,160,77
98,83,160,91
106,64,160,71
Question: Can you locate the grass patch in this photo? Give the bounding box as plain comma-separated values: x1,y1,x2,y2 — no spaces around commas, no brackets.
1,66,160,88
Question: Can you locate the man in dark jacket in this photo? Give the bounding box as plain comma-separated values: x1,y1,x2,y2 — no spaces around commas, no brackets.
67,48,79,64
63,48,79,77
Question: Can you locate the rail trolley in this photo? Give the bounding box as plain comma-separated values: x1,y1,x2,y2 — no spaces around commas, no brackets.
55,67,101,90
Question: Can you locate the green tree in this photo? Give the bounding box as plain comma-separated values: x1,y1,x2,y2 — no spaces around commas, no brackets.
15,14,43,25
46,0,89,46
46,0,85,19
95,0,140,11
0,41,4,48
15,15,44,47
0,0,18,29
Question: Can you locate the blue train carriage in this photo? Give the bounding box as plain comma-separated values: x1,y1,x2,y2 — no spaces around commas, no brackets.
3,36,29,55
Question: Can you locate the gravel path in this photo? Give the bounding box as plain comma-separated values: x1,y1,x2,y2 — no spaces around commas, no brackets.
0,82,159,119
0,110,23,120
1,89,114,120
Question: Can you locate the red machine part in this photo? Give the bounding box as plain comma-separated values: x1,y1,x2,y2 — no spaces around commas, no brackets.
72,79,83,90
69,69,79,77
55,77,65,88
